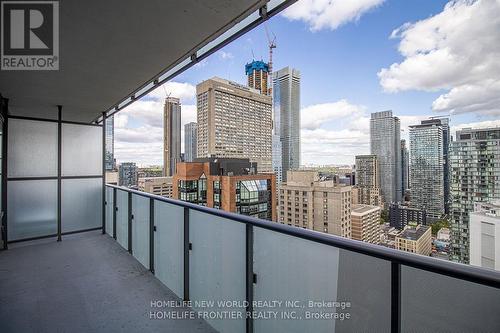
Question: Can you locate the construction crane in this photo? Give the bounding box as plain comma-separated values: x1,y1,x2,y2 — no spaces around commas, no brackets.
264,24,276,95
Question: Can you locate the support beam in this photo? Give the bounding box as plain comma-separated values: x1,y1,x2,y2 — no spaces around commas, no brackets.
1,97,8,250
102,112,106,234
57,105,62,242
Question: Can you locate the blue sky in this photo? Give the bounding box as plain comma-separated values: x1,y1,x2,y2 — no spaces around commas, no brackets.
115,0,500,166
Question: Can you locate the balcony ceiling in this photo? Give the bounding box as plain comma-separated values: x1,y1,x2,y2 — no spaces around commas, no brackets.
0,0,265,122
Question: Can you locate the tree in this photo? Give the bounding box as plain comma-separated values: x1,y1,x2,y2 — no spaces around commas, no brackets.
380,209,388,224
431,219,450,236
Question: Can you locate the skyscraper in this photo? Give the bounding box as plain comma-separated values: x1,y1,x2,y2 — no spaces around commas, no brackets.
450,127,500,264
163,97,181,177
273,66,300,181
401,139,409,195
196,77,272,172
370,111,401,205
105,115,114,171
245,60,269,95
409,119,445,219
438,117,451,214
184,122,197,162
354,155,383,207
272,134,283,184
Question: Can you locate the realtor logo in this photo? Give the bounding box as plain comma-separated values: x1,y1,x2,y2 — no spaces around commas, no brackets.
1,1,59,70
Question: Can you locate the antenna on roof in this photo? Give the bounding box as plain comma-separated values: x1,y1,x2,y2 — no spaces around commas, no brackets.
162,85,171,99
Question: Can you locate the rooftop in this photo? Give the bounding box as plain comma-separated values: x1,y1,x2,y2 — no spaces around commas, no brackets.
397,225,430,241
352,204,381,215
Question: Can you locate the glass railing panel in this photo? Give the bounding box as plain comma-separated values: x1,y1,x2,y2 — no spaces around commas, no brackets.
253,227,391,332
7,179,57,240
115,189,129,250
189,210,246,333
131,194,149,269
105,187,114,237
61,178,102,232
154,201,184,299
335,249,391,332
7,119,57,178
401,265,500,332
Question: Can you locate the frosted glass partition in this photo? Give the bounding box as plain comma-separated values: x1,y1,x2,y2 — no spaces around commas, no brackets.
253,228,391,333
116,190,129,250
189,210,246,333
61,123,102,176
61,178,102,233
131,194,150,268
7,119,57,177
154,201,184,298
401,266,500,332
7,180,57,240
105,187,114,237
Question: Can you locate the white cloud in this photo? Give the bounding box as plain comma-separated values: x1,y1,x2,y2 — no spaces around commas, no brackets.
283,0,385,31
146,81,196,103
300,100,366,130
300,100,369,165
378,0,500,115
217,50,234,60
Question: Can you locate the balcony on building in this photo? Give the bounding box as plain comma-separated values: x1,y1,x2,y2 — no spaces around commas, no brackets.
1,1,500,333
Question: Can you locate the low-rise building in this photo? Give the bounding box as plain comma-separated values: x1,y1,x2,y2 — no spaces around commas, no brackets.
395,224,432,256
138,177,173,198
138,166,163,178
389,203,427,230
380,223,400,249
105,171,118,185
470,201,500,271
350,204,381,244
437,227,451,241
173,158,275,221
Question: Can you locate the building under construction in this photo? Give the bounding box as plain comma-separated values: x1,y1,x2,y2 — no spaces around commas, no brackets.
245,60,270,95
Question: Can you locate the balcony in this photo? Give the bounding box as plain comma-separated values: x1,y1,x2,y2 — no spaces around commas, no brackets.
1,0,500,332
2,185,500,332
0,229,215,333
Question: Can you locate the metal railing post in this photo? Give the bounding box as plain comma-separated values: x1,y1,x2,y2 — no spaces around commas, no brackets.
113,188,117,239
246,224,254,333
391,262,401,333
128,192,132,254
184,207,190,302
150,198,155,273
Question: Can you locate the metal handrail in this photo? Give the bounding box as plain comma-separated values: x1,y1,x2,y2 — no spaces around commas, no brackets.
106,184,500,289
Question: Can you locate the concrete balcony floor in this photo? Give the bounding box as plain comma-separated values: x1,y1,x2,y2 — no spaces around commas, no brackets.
0,231,215,333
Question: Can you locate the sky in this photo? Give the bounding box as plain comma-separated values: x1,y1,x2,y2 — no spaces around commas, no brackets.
114,0,500,167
